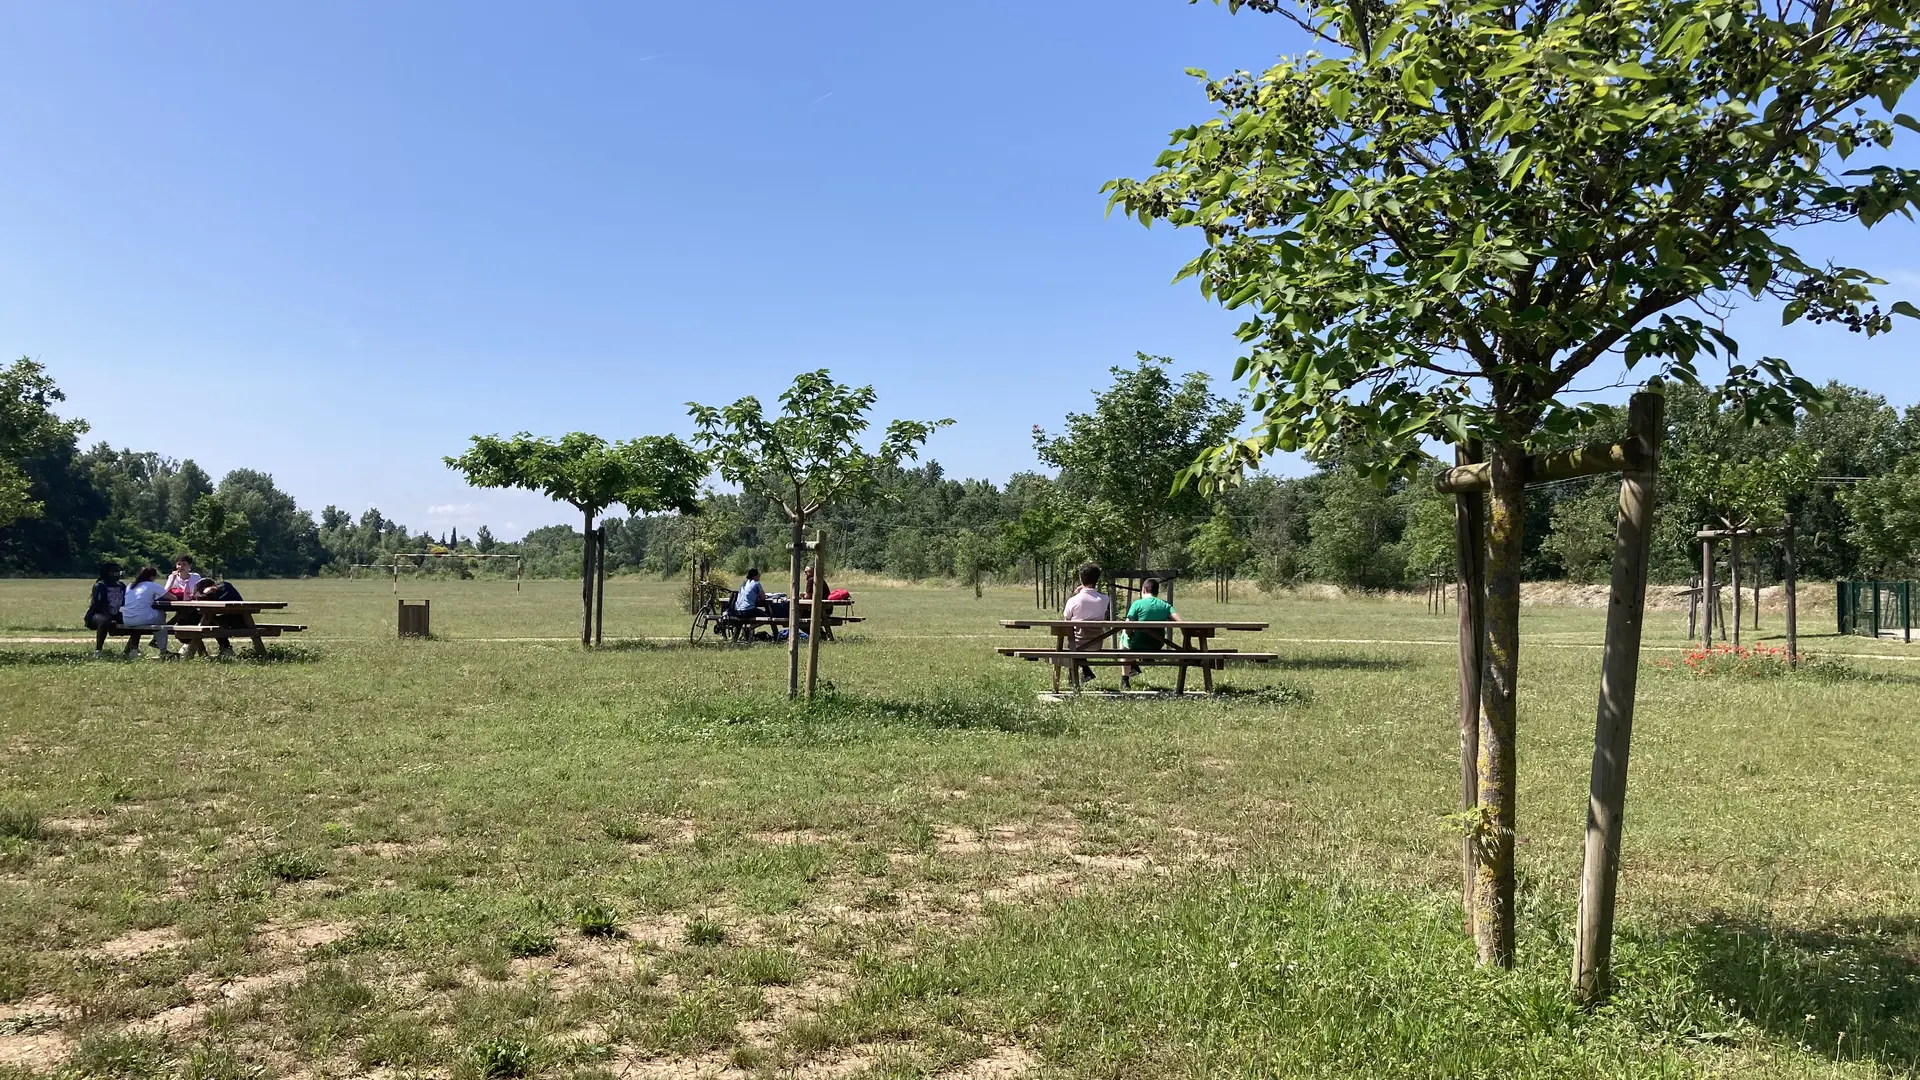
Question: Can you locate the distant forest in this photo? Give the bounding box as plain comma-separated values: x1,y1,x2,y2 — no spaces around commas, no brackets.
4,361,1919,588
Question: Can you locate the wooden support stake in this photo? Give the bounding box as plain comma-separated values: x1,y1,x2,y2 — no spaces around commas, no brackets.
805,533,827,701
1730,535,1742,649
1784,516,1798,665
1453,442,1486,938
1572,390,1663,1004
1700,539,1716,648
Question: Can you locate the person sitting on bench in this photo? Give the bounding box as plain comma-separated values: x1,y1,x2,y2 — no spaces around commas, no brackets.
1121,577,1181,689
735,568,765,614
85,562,126,657
119,566,173,659
191,578,247,656
1062,562,1110,684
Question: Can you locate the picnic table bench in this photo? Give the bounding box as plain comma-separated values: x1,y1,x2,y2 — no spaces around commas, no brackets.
997,618,1276,694
143,600,305,657
691,584,863,644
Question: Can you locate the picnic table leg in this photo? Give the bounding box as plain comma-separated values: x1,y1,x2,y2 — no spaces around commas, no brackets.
242,613,267,655
1176,663,1188,694
1202,661,1214,694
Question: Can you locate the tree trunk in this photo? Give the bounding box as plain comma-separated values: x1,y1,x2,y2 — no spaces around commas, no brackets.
1475,443,1524,968
1453,444,1486,940
581,509,596,648
788,512,805,699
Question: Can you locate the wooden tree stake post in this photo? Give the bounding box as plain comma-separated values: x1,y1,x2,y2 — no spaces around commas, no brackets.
1452,443,1486,938
806,533,827,701
1572,391,1664,1004
1700,538,1716,647
1784,515,1798,665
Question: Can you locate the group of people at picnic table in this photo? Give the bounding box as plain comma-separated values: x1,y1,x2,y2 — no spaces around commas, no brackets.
1061,560,1179,689
730,567,851,639
83,555,246,658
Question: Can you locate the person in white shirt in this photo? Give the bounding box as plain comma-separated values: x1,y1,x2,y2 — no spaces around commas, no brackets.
1061,562,1111,684
165,555,202,599
119,566,173,658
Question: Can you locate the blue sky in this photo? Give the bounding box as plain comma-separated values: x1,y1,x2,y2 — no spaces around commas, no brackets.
4,2,1917,539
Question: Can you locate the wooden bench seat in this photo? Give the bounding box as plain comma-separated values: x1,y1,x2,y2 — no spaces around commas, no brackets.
173,624,307,637
997,649,1276,663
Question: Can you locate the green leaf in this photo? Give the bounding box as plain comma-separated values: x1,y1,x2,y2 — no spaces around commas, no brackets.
1892,300,1920,319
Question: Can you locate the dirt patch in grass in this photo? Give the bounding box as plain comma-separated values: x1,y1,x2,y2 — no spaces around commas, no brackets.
0,1000,73,1068
750,828,836,847
939,1045,1038,1079
257,919,354,954
91,925,184,961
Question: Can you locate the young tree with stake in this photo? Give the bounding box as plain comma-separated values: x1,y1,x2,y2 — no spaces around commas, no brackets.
689,371,949,698
446,432,705,646
1108,0,1920,981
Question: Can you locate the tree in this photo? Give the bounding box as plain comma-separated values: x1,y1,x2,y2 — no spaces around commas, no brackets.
1108,0,1920,970
182,494,256,576
0,358,88,529
1304,467,1403,588
1540,481,1623,583
1033,356,1243,569
1187,507,1251,593
446,432,706,645
1399,478,1458,584
219,470,324,577
689,370,949,697
953,528,999,598
1842,455,1920,576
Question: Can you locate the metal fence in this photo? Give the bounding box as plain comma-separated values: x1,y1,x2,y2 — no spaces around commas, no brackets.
1836,580,1914,643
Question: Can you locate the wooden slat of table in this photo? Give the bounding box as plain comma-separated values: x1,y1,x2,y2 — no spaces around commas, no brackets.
155,600,290,611
1000,619,1267,631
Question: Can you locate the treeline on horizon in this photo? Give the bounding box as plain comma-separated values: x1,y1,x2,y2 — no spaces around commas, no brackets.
4,369,1919,590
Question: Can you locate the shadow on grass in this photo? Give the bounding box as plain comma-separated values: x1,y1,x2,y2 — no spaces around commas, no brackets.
1268,656,1412,672
1208,682,1314,706
659,689,1072,740
1678,916,1920,1068
0,644,323,666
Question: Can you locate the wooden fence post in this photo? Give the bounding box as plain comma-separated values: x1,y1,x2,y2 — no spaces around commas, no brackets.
1572,390,1663,1004
1453,442,1486,938
806,533,827,700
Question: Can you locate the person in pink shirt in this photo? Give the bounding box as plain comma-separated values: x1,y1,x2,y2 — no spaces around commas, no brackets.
1061,562,1110,683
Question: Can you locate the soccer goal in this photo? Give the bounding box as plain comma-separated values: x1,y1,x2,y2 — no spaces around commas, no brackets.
347,553,526,593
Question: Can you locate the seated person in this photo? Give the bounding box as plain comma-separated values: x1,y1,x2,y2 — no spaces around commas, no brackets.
85,562,126,657
1121,577,1181,689
165,555,202,623
734,568,765,614
1061,562,1110,683
192,578,246,656
119,566,173,659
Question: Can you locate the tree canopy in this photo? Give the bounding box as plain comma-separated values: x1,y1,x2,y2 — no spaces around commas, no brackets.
0,358,88,529
1032,355,1243,569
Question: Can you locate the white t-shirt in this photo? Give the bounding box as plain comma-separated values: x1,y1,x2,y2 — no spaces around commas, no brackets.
166,570,202,596
1062,588,1110,621
121,581,168,625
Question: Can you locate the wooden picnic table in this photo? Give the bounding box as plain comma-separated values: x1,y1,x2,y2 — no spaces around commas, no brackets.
153,599,306,658
731,598,863,640
997,618,1276,694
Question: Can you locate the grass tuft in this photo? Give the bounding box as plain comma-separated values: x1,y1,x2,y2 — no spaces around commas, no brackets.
573,902,619,938
258,849,327,882
0,806,45,841
500,928,556,958
467,1035,537,1078
684,916,727,947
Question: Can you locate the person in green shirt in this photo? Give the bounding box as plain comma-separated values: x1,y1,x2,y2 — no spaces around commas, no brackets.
1122,577,1180,689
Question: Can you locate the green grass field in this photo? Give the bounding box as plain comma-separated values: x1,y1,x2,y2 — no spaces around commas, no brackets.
1,577,1917,1079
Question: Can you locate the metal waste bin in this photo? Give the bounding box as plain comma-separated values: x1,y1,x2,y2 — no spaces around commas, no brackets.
398,598,431,638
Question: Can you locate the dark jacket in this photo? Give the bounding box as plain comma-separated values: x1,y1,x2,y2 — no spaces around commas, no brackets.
85,579,125,623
